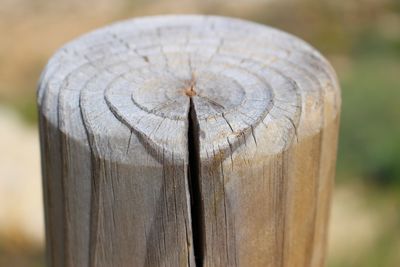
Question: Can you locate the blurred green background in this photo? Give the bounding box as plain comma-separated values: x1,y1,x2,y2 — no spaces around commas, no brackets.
0,0,399,266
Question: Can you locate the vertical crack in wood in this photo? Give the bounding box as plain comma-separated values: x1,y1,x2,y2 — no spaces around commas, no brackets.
187,97,204,267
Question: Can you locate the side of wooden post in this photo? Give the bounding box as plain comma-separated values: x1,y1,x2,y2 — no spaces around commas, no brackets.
38,15,341,267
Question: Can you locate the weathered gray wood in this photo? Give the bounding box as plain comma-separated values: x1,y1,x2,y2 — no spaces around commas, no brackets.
38,15,341,267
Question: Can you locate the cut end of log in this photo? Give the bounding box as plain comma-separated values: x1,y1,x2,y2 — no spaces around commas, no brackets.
38,15,340,163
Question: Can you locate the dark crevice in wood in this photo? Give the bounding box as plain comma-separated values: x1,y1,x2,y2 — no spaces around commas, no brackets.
187,97,204,267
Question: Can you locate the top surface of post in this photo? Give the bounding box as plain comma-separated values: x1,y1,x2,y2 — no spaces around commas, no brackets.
38,15,340,162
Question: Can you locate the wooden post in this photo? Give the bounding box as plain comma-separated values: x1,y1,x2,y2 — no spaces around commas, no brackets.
38,15,341,267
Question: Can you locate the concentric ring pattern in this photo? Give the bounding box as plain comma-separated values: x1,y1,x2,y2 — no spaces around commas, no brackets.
38,15,340,161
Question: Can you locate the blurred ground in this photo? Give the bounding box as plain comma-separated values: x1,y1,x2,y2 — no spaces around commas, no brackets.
0,109,43,267
0,0,399,266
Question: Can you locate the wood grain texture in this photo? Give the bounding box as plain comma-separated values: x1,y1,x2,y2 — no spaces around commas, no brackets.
38,15,341,267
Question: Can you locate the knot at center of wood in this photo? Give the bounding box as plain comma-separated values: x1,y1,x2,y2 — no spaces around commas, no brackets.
184,79,197,97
